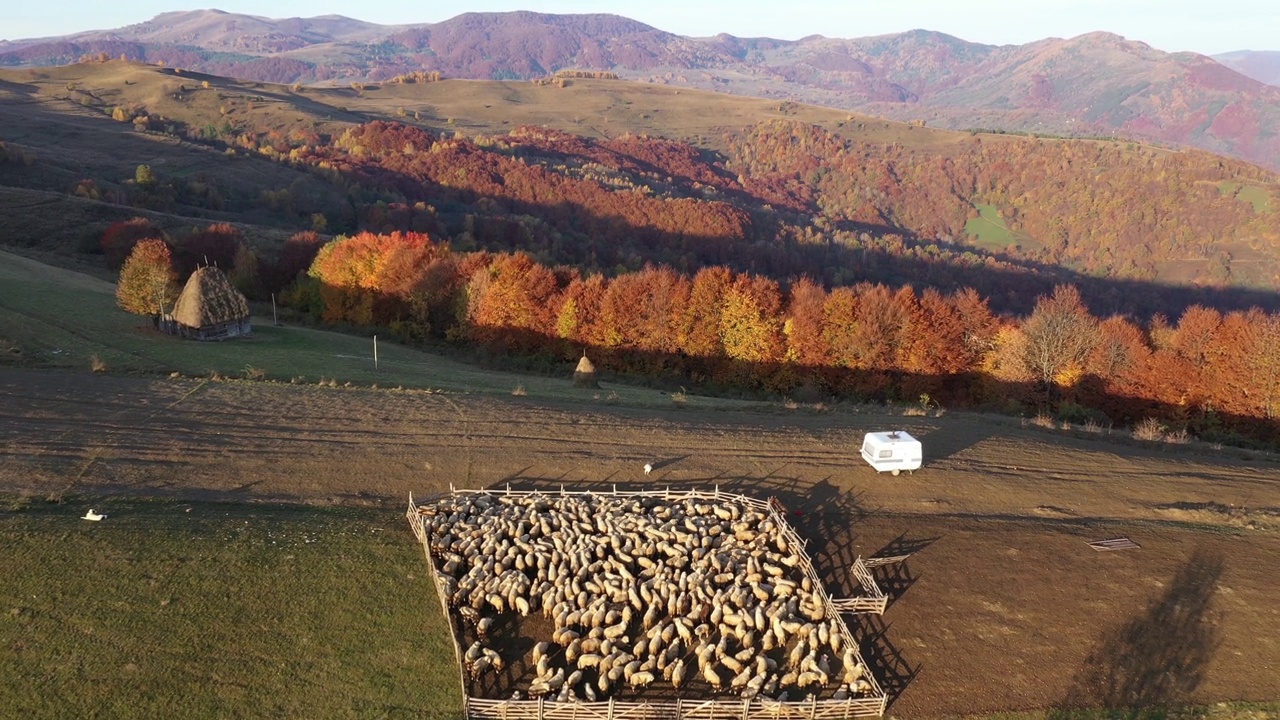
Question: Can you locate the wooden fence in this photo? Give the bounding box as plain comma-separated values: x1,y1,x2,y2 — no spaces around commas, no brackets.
407,486,889,719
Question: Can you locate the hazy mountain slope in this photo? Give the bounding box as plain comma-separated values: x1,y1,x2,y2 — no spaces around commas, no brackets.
1215,50,1280,87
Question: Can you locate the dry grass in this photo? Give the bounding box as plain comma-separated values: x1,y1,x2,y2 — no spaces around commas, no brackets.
1132,417,1167,441
511,384,527,396
242,365,266,381
89,353,106,372
1030,412,1057,429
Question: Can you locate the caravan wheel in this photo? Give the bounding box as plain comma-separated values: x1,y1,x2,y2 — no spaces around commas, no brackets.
891,469,900,476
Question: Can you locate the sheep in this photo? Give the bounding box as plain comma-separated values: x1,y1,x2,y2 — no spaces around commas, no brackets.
702,663,723,690
418,490,875,702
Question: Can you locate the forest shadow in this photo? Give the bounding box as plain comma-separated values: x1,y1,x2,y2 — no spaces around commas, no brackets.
1049,547,1225,719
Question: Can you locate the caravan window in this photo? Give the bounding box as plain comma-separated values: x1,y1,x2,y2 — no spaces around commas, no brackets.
878,449,893,459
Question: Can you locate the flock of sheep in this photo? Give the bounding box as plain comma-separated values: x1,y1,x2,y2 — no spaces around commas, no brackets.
417,491,879,704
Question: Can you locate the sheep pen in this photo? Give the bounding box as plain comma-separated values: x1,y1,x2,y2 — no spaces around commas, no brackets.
406,486,890,719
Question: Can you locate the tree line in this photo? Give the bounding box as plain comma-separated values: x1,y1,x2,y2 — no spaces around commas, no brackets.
291,230,1280,444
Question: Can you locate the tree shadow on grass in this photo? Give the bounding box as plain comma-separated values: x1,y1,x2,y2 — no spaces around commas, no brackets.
1050,547,1224,719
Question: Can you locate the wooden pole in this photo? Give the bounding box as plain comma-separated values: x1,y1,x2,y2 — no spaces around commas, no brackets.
271,293,278,326
373,335,378,370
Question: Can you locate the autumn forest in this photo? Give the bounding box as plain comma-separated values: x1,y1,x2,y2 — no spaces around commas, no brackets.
89,112,1280,448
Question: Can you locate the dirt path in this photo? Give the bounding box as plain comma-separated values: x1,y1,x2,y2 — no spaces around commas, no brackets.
2,367,1278,715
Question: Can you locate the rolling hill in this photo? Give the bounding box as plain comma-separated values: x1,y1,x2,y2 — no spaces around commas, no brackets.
1,59,1277,317
5,11,1280,170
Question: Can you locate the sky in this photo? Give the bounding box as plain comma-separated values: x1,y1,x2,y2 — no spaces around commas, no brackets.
5,1,1277,55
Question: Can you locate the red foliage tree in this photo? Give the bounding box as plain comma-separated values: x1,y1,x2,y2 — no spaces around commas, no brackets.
266,231,327,293
174,223,244,277
464,252,562,350
783,277,829,368
101,217,164,271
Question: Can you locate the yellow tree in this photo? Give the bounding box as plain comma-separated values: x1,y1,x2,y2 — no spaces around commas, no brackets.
1019,284,1098,389
719,274,783,364
116,239,178,322
1247,311,1280,420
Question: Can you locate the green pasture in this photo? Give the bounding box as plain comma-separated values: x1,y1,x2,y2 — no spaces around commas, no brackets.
963,203,1040,251
0,495,461,718
0,250,765,411
1217,181,1272,213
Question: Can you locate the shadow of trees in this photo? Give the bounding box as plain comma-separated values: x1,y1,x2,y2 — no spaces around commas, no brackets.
1050,547,1225,719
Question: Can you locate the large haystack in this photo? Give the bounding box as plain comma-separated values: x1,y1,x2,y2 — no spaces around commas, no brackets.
572,353,599,387
163,266,251,341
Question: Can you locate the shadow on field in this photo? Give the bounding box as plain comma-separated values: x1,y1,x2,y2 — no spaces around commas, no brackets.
489,471,923,707
869,533,938,608
1049,547,1224,719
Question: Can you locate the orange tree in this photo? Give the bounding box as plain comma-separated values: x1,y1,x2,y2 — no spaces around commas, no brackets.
116,239,179,324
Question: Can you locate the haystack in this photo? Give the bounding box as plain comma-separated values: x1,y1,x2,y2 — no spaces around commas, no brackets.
163,266,251,341
573,353,599,388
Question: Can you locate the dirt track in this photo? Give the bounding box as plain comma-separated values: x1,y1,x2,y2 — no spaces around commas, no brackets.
2,367,1278,715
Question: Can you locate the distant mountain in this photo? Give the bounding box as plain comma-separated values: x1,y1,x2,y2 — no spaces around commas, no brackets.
1214,50,1280,87
5,10,1280,168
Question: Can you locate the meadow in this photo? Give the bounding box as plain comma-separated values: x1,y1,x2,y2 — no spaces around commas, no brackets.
0,249,764,410
0,496,462,718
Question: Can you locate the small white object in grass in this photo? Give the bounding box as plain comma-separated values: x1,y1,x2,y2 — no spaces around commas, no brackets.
81,509,106,521
643,462,653,476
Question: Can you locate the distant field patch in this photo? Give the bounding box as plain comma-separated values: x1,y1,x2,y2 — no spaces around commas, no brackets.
964,203,1040,251
1217,181,1272,212
0,496,460,718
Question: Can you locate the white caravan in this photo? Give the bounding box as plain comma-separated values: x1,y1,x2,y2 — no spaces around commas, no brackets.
860,430,922,475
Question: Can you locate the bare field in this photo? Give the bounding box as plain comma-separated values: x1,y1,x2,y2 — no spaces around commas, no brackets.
1,367,1277,716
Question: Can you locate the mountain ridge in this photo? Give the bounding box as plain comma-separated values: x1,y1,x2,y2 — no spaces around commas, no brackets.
3,10,1280,169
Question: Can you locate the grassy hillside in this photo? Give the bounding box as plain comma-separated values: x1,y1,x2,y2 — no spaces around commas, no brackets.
0,249,765,411
0,60,965,156
0,495,461,719
963,203,1041,252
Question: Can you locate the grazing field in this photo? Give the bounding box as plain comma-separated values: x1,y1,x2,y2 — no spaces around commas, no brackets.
964,203,1042,251
2,364,1280,717
1218,181,1272,213
0,496,460,719
2,255,1279,718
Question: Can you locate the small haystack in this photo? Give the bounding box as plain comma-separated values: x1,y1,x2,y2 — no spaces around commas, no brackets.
573,353,599,388
162,266,251,341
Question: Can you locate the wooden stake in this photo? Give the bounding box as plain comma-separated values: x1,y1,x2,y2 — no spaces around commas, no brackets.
271,293,278,326
373,335,378,370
